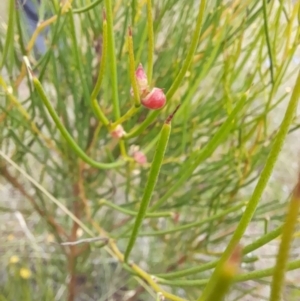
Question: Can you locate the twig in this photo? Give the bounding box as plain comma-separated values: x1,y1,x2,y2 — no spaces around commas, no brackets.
61,237,108,246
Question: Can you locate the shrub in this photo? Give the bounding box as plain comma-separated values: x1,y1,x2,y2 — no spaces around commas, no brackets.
1,0,300,300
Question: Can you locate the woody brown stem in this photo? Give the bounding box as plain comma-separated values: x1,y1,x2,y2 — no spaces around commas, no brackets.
67,182,82,301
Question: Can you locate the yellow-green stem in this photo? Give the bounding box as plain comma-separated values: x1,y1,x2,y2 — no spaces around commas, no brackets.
90,15,110,126
127,27,140,107
269,180,300,301
199,70,300,301
146,0,154,83
124,106,180,261
104,0,120,119
33,77,124,169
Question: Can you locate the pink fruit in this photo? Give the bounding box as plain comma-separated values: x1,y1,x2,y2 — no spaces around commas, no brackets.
141,88,166,110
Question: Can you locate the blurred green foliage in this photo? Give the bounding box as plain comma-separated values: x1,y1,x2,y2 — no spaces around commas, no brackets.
1,0,300,300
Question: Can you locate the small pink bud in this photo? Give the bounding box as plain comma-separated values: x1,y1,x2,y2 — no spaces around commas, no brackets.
141,88,166,110
173,212,180,224
136,63,148,91
111,125,126,138
130,64,149,98
133,151,147,165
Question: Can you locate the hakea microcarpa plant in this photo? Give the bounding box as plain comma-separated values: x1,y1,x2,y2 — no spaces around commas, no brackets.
131,64,167,110
3,1,300,301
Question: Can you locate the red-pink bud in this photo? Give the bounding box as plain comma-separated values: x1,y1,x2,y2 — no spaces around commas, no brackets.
133,151,147,165
136,63,148,91
111,125,126,138
141,88,166,110
130,64,149,98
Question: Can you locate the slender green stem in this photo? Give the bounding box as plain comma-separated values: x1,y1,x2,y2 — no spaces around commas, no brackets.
157,224,283,279
236,259,300,282
262,0,274,84
68,10,90,104
112,106,140,127
104,0,120,119
139,202,245,237
157,259,300,287
157,278,208,287
127,27,140,107
298,2,300,25
166,0,206,100
124,122,171,261
124,107,179,261
15,6,26,55
125,0,206,139
73,0,104,14
38,6,64,81
91,14,108,100
242,225,282,255
1,0,14,68
146,0,154,83
276,0,289,22
90,14,110,126
32,77,124,169
150,93,246,211
204,247,241,301
199,70,300,301
270,181,300,301
135,23,148,64
131,0,137,25
99,199,173,218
